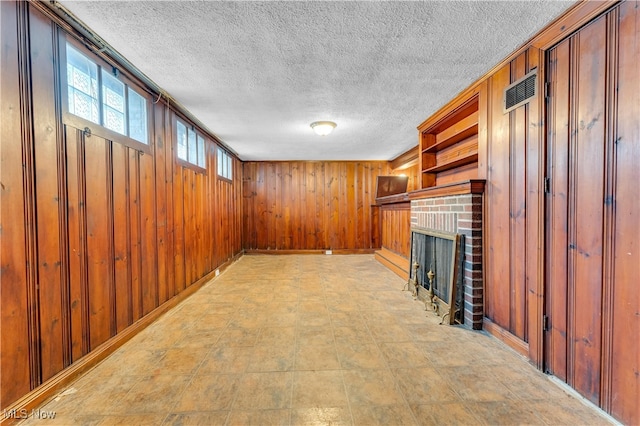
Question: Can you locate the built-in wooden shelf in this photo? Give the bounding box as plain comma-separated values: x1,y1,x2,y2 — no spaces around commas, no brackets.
418,91,480,189
425,152,478,173
423,112,479,153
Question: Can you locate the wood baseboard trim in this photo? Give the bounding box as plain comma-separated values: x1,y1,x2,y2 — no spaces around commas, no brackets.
483,317,529,358
0,253,243,426
375,248,409,280
244,249,376,255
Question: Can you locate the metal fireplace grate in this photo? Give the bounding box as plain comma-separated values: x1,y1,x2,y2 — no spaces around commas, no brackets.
408,228,464,324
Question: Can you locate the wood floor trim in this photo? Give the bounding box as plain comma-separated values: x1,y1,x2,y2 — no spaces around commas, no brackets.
483,317,529,358
244,249,376,255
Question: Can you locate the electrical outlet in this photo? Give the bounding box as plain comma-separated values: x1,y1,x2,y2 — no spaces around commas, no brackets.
325,250,332,255
215,269,220,277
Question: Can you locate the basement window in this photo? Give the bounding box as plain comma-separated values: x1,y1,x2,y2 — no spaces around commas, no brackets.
176,120,207,169
217,148,233,181
65,42,149,145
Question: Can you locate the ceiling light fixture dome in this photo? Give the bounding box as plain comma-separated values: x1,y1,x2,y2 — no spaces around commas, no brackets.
310,121,337,136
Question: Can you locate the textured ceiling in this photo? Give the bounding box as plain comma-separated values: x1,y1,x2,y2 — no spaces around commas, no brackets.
59,1,575,161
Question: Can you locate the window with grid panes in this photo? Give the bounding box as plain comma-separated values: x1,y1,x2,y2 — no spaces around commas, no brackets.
66,42,148,144
176,119,206,169
217,148,232,180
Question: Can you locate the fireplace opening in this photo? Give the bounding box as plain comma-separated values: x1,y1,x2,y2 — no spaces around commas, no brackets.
409,228,465,324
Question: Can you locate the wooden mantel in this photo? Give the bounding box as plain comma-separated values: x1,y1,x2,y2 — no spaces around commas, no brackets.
409,179,485,200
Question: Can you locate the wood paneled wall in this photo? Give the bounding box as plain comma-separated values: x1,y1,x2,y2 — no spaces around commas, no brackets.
481,3,639,423
544,4,639,421
390,163,419,193
484,47,542,351
0,2,242,409
242,161,389,251
379,204,412,258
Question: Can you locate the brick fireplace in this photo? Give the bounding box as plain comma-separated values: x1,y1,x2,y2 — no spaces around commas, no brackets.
410,188,483,329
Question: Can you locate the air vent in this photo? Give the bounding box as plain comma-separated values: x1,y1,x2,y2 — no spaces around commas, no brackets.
503,70,537,113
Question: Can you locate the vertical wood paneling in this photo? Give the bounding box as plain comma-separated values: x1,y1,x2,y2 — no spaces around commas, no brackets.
571,17,606,403
129,150,143,321
610,2,639,422
380,205,412,258
242,161,388,251
154,106,169,305
84,135,112,350
29,8,65,381
510,53,527,341
112,144,130,333
525,46,544,368
546,39,570,382
316,163,326,249
545,7,639,421
173,162,185,293
0,0,32,405
485,64,512,327
65,127,86,361
486,48,545,349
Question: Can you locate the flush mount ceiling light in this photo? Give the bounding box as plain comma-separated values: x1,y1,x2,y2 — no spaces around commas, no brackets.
310,121,337,136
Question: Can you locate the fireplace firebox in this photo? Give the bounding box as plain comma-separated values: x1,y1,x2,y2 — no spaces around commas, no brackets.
408,228,465,325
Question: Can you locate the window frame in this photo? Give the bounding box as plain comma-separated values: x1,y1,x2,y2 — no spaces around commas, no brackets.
61,37,152,154
216,146,233,182
174,116,208,173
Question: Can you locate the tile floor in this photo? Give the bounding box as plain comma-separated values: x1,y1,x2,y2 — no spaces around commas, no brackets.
21,255,613,425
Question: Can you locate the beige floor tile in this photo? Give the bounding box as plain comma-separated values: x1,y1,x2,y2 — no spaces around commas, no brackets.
149,346,210,376
233,372,293,410
378,342,432,368
466,400,544,425
226,409,291,426
246,344,295,372
336,343,388,370
439,367,516,402
290,407,353,426
291,371,349,408
294,344,341,371
90,348,165,378
333,325,373,345
530,400,612,425
18,411,104,426
257,326,297,346
297,312,332,327
367,322,414,343
217,327,260,347
411,402,481,426
173,373,240,412
197,346,253,374
297,326,335,346
351,404,418,426
110,374,191,414
329,311,365,328
163,411,229,426
42,375,142,416
98,413,168,425
393,367,460,405
342,369,405,406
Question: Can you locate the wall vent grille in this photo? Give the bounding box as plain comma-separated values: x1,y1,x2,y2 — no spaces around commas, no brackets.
504,70,537,113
